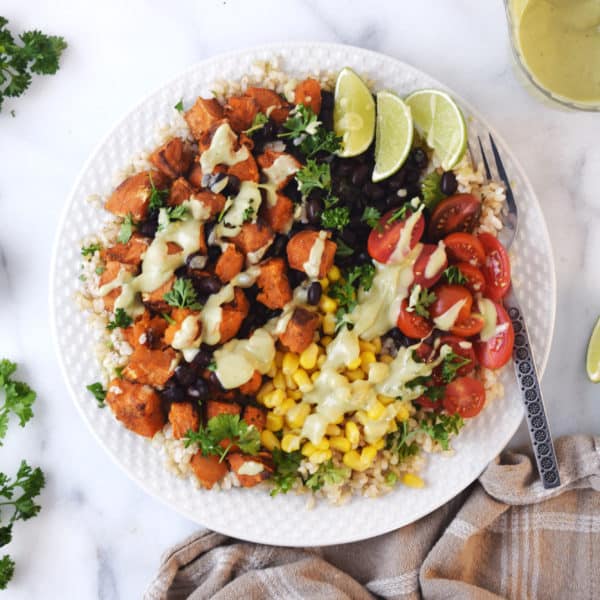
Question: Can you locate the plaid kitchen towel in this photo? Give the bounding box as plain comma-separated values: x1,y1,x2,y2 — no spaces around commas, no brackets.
145,435,600,599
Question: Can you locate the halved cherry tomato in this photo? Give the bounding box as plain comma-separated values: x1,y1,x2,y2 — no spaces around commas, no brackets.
367,208,424,264
412,243,448,288
432,335,476,383
443,376,486,418
413,342,433,362
455,262,486,295
428,194,481,240
444,232,485,266
430,284,472,327
415,390,443,411
397,299,432,339
478,232,511,301
474,302,514,369
451,314,485,337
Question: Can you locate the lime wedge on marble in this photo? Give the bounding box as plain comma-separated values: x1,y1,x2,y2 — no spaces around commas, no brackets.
372,91,414,182
405,89,467,170
586,317,600,383
333,67,376,157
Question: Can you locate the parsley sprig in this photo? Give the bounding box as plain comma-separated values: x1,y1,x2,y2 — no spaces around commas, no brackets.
0,17,67,113
86,383,106,408
0,361,35,445
305,460,350,491
81,243,101,258
386,204,411,225
408,286,436,319
320,206,350,231
148,173,169,212
117,213,136,244
163,278,203,310
444,265,467,285
295,159,331,198
106,308,133,331
183,414,261,462
270,449,302,496
440,351,472,383
361,206,382,230
329,263,376,325
243,112,268,136
421,171,445,210
279,105,341,157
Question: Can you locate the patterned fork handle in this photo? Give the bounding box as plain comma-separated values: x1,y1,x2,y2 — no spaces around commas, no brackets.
505,289,561,488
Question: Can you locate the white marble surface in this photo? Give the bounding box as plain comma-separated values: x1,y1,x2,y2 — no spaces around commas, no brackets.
0,0,598,597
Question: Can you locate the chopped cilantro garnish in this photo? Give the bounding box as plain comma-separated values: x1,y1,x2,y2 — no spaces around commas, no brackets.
106,308,133,331
117,213,135,244
86,382,106,408
163,278,203,310
321,206,350,231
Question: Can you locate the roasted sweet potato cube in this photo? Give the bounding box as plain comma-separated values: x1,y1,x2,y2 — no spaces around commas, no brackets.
242,404,266,431
149,137,193,179
169,402,200,440
142,276,175,312
279,307,319,354
123,311,168,349
100,233,148,267
163,308,201,347
227,154,259,183
105,170,170,221
245,87,290,124
256,258,292,309
122,345,177,388
227,452,273,487
187,164,203,188
105,379,165,438
232,222,274,257
261,193,294,234
295,78,322,115
257,150,301,189
205,400,241,421
184,97,225,140
286,230,337,279
190,453,229,489
215,244,244,283
99,261,137,311
239,372,263,397
224,95,259,133
219,287,249,343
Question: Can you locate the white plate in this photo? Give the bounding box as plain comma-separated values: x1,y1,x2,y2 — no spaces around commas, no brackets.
50,43,556,547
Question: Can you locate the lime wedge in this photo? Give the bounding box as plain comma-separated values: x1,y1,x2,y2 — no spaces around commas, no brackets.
333,67,376,157
586,317,600,383
405,89,467,170
372,91,414,182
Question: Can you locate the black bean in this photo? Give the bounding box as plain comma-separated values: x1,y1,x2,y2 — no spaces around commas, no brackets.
385,327,413,348
207,245,221,264
161,384,185,403
187,379,209,402
289,269,307,288
175,364,197,387
410,147,428,169
208,171,228,193
321,91,334,110
137,215,159,238
356,251,371,264
320,109,334,131
441,171,458,195
307,281,322,305
194,275,222,296
340,228,357,245
385,194,403,209
223,174,241,196
208,371,224,391
351,164,370,187
336,161,354,178
186,251,208,271
282,179,301,203
191,348,212,372
306,196,324,225
406,184,422,199
362,182,385,202
388,168,407,187
405,168,420,185
267,234,288,258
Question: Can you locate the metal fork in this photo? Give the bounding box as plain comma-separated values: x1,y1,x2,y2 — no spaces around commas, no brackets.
474,134,560,489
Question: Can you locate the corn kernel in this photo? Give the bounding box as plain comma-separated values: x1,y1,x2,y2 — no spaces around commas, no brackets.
319,277,329,291
299,343,319,370
301,441,317,456
309,449,332,465
359,340,376,353
361,445,377,464
378,394,395,406
372,337,382,353
322,313,336,335
347,356,362,370
286,402,311,428
289,390,303,400
354,410,368,425
347,368,365,381
274,397,295,416
330,436,351,452
360,351,376,371
395,404,410,422
320,336,332,347
285,374,298,390
310,371,320,382
317,354,327,368
266,413,283,432
367,401,385,421
381,354,394,364
273,372,286,390
282,352,299,375
260,429,280,451
402,473,425,488
368,362,390,384
315,438,330,451
275,351,284,367
292,368,313,392
266,364,277,378
373,438,385,450
257,382,274,402
326,424,341,436
343,450,368,471
319,295,338,314
331,412,345,425
327,265,341,281
281,434,301,453
263,388,286,408
345,422,360,447
387,419,398,433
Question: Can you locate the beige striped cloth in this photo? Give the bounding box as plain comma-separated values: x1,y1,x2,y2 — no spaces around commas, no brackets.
145,435,600,599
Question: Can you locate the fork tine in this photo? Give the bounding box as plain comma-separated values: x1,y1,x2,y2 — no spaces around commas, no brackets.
478,136,492,179
488,134,518,216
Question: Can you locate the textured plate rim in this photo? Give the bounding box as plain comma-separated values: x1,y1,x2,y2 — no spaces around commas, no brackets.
49,41,556,546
